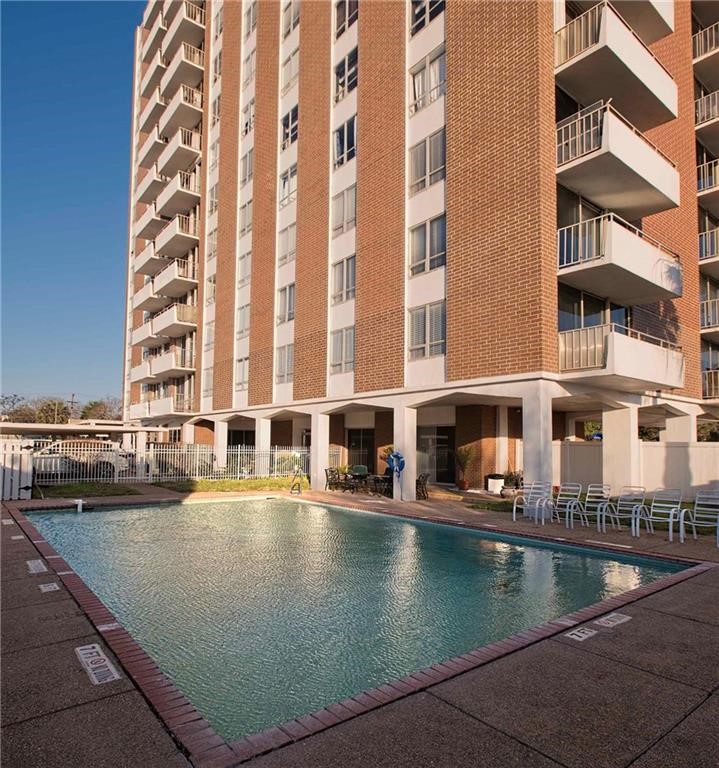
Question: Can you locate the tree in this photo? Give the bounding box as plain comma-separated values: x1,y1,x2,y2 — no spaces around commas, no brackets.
35,400,70,424
698,421,719,442
80,397,122,421
0,394,24,415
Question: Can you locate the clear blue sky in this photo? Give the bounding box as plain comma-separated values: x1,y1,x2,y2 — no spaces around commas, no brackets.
1,0,144,402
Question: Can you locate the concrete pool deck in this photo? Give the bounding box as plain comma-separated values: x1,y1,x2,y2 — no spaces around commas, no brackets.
2,487,718,767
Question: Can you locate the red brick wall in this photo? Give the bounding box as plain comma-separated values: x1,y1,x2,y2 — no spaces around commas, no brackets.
270,420,293,446
294,0,331,400
375,410,394,473
248,0,280,406
330,414,345,451
354,1,406,393
445,1,557,380
194,421,215,445
456,405,497,488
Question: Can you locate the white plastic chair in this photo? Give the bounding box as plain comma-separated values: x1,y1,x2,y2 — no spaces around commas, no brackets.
512,481,552,525
633,489,682,542
598,486,645,534
547,483,582,526
566,483,611,530
680,491,719,548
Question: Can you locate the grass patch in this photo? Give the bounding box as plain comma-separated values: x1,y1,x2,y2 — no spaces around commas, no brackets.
152,476,309,494
34,483,142,499
469,500,514,514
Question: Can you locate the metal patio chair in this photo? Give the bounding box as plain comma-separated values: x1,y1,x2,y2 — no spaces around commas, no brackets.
680,490,719,548
546,483,582,526
597,486,645,534
633,489,683,542
512,481,553,525
566,483,611,531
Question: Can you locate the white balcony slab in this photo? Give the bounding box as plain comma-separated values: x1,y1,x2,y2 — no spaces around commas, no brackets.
133,280,169,312
149,394,194,417
156,171,200,217
555,2,677,131
163,2,205,60
158,85,203,138
141,12,165,63
129,401,150,420
151,350,195,378
160,42,204,99
135,241,170,276
138,88,166,133
152,303,197,338
129,361,155,384
135,204,168,241
155,215,198,258
572,0,673,45
131,320,157,347
557,215,682,305
157,128,201,177
140,49,167,99
153,258,198,297
137,128,167,169
136,166,167,204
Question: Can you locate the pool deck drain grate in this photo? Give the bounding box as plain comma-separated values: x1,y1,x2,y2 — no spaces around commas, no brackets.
2,490,718,768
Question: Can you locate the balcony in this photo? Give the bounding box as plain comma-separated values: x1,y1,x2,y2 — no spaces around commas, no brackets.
559,324,684,391
135,203,168,241
556,104,679,219
158,84,203,138
155,214,198,258
137,127,167,169
557,213,682,304
698,159,719,218
160,42,204,100
700,298,719,343
129,360,156,384
153,257,198,297
693,22,719,92
149,394,195,417
133,279,170,313
152,302,197,338
135,241,170,276
703,369,719,400
571,0,673,45
695,92,719,155
140,49,167,99
141,10,166,63
694,2,719,29
554,2,677,131
156,170,200,217
163,2,206,61
152,349,195,379
138,88,167,133
129,401,150,420
136,164,168,204
131,319,157,347
699,229,719,280
157,127,201,177
142,0,162,29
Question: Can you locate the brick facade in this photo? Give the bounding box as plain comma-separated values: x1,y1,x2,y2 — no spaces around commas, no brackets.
374,411,394,473
455,405,497,488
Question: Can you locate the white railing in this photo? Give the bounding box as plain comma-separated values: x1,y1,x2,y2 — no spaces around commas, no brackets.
183,1,205,26
555,1,603,66
701,298,719,329
153,302,197,324
179,127,202,149
180,84,203,109
177,213,197,235
695,91,719,126
409,80,446,116
557,213,679,268
698,159,719,192
703,369,719,399
178,170,199,193
156,256,197,281
699,229,719,260
559,323,681,371
181,41,204,67
693,20,719,60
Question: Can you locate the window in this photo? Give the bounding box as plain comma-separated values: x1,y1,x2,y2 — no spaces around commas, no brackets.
275,344,294,384
243,49,256,88
240,199,253,236
205,274,216,305
410,47,445,115
240,148,254,187
214,7,223,38
279,164,297,208
335,47,358,102
409,128,445,194
242,99,255,135
211,95,221,127
281,106,299,149
409,301,446,359
204,320,215,351
334,116,356,168
282,0,300,38
235,357,249,390
208,183,219,214
213,50,222,82
332,184,356,237
236,304,251,338
277,283,296,323
209,139,220,171
409,214,446,275
331,255,355,304
410,0,445,37
238,251,252,286
330,327,354,373
335,0,358,38
278,223,296,264
243,0,257,38
202,366,214,396
281,48,300,93
206,227,218,260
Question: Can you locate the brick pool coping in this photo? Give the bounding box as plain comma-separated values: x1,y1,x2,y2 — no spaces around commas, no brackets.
5,495,717,768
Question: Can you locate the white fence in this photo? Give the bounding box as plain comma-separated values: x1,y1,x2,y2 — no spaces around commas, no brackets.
1,442,33,500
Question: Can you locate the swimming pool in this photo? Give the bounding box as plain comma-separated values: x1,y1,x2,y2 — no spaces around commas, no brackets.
28,499,683,741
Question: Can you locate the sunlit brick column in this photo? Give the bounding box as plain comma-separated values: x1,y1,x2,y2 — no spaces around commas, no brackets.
602,406,641,495
393,406,417,502
310,412,330,491
522,381,553,485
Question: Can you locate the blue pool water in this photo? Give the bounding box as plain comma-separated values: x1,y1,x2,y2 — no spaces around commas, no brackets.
29,500,682,740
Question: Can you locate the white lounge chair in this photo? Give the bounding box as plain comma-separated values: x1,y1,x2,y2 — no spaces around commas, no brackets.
633,489,682,542
680,491,719,548
598,486,645,534
546,483,582,526
566,483,611,530
512,481,553,525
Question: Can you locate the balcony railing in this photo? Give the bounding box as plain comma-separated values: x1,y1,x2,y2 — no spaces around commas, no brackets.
178,170,199,193
155,256,197,281
559,323,680,371
174,394,195,412
557,213,678,268
693,20,719,59
152,302,198,324
177,213,197,236
701,298,719,329
182,0,205,26
698,159,719,192
696,91,719,125
180,41,204,67
700,228,719,262
703,369,719,398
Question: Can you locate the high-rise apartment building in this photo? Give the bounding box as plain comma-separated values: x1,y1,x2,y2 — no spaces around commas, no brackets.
123,0,719,499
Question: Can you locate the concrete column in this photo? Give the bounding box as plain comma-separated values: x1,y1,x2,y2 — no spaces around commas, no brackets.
310,412,330,491
135,431,148,481
181,423,195,445
664,413,697,443
522,381,553,483
393,405,417,502
496,406,509,473
255,417,272,477
121,432,133,451
214,421,228,468
602,406,641,495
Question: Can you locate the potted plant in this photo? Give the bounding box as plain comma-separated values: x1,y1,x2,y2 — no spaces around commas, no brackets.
486,473,505,495
501,471,523,498
452,445,475,491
